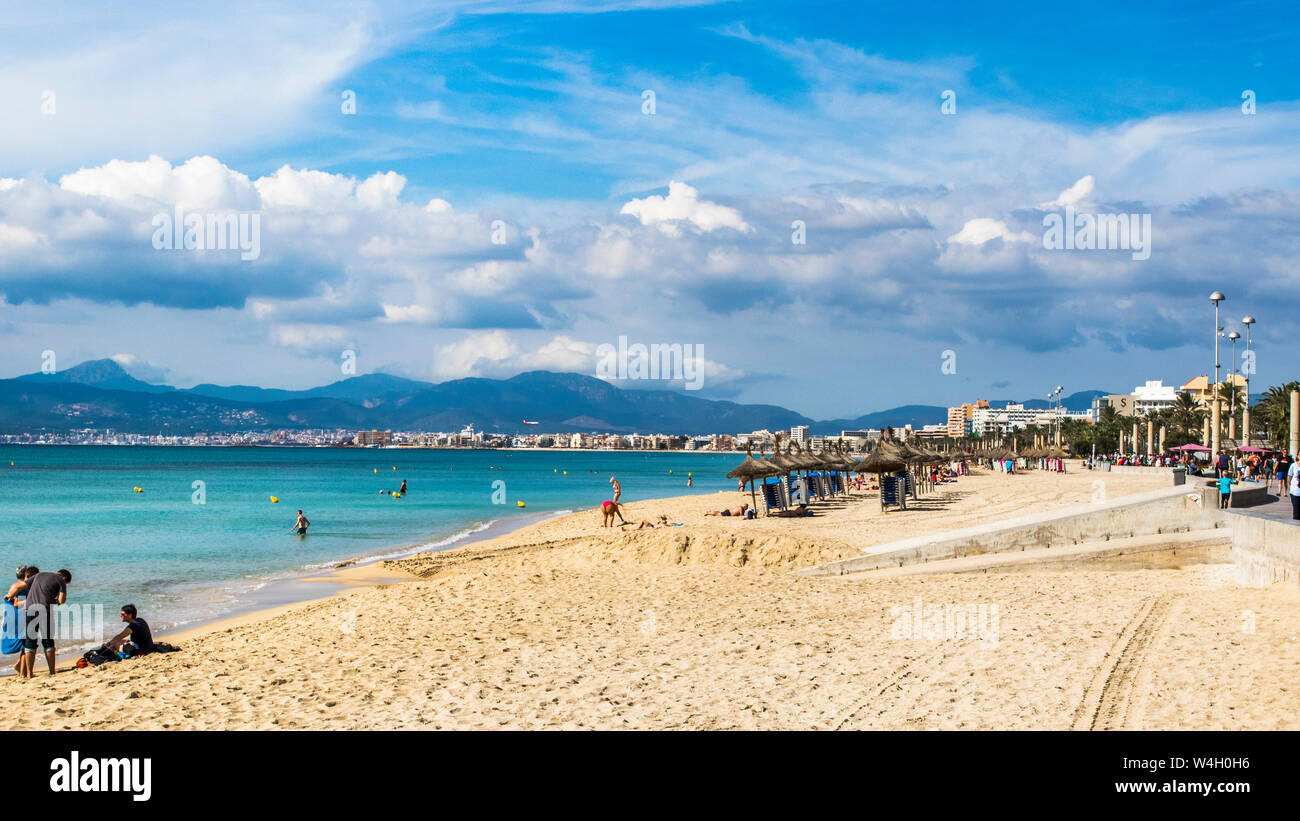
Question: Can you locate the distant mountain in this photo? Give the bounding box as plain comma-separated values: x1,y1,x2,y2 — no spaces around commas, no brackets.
0,360,1113,436
185,372,428,406
815,405,950,434
15,359,173,394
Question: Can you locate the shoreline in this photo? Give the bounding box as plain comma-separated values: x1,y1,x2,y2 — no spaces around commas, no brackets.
0,507,571,676
157,508,564,641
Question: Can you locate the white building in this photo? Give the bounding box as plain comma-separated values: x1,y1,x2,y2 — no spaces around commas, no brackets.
790,425,810,443
1133,380,1177,415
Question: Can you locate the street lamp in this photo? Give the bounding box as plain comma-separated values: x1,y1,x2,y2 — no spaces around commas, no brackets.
1210,291,1225,460
1055,385,1063,445
1228,330,1240,441
1242,316,1255,445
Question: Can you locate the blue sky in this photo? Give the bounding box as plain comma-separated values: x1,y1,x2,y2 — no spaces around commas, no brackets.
1,0,1298,419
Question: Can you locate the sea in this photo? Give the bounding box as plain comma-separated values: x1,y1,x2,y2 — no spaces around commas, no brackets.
0,445,737,647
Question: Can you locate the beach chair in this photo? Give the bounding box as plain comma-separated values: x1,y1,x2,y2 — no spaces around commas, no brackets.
761,480,786,514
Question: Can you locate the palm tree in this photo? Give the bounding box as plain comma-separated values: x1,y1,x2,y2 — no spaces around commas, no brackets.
1170,391,1204,437
1254,382,1300,445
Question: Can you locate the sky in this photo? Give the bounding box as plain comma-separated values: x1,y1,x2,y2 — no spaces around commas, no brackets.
1,0,1298,418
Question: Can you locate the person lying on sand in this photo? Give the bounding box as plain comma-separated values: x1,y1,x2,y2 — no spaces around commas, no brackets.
629,514,675,530
770,504,812,518
601,500,629,527
705,503,748,517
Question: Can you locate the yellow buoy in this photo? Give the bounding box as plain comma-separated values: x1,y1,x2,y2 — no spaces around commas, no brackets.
373,468,377,474
270,496,279,503
393,466,397,470
516,500,526,508
562,470,567,475
394,492,402,498
133,487,142,493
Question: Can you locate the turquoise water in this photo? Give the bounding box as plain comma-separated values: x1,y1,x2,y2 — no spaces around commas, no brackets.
0,446,736,641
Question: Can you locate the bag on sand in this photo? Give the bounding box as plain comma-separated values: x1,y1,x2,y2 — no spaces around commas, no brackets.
81,645,121,666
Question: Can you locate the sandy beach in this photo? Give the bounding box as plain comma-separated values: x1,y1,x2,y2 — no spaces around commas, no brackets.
2,468,1297,730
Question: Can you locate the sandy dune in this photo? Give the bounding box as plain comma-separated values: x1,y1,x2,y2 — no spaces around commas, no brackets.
2,468,1297,730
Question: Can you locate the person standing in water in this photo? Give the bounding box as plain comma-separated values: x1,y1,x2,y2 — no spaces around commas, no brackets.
293,509,310,535
398,479,407,495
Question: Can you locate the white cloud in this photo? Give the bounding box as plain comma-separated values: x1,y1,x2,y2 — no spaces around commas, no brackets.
59,155,257,210
947,218,1035,245
1039,175,1096,209
620,181,751,235
270,324,348,353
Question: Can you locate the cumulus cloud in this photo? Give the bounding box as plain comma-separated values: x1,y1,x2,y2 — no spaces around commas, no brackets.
620,181,751,235
946,218,1035,245
270,324,349,354
1039,175,1096,209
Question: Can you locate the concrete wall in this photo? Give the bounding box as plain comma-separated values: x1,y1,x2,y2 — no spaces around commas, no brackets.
798,483,1227,577
1231,511,1300,587
1100,465,1179,477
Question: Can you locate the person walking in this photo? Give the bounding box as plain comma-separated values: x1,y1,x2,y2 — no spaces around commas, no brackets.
1288,455,1300,521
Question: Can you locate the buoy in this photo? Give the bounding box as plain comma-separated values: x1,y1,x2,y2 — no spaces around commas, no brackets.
373,468,377,474
133,487,142,493
516,501,526,508
562,470,567,475
393,466,397,470
394,492,402,498
270,496,279,503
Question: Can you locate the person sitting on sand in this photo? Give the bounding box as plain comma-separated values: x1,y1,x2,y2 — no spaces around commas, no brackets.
601,500,629,527
105,604,154,657
705,503,748,517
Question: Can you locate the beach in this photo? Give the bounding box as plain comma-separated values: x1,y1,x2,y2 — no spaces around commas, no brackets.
2,468,1297,730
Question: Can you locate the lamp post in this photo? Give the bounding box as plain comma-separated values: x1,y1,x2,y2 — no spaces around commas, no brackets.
1210,291,1225,462
1055,385,1063,446
1242,316,1255,446
1227,330,1240,441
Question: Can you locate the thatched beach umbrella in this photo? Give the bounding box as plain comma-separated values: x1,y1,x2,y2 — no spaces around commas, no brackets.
854,444,908,511
726,443,782,511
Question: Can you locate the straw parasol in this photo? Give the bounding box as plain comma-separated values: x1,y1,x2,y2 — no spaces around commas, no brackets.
854,441,906,473
726,443,782,510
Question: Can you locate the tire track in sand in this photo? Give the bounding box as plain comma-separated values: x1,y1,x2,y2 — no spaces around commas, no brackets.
1071,594,1177,731
828,643,952,731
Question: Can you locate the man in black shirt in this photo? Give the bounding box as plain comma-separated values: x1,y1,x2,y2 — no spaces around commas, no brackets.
106,604,154,656
21,568,70,678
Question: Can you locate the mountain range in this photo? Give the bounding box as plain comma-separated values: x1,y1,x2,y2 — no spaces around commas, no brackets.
0,359,1109,436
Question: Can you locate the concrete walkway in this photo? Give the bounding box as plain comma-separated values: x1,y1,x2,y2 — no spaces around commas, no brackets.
1240,492,1300,524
